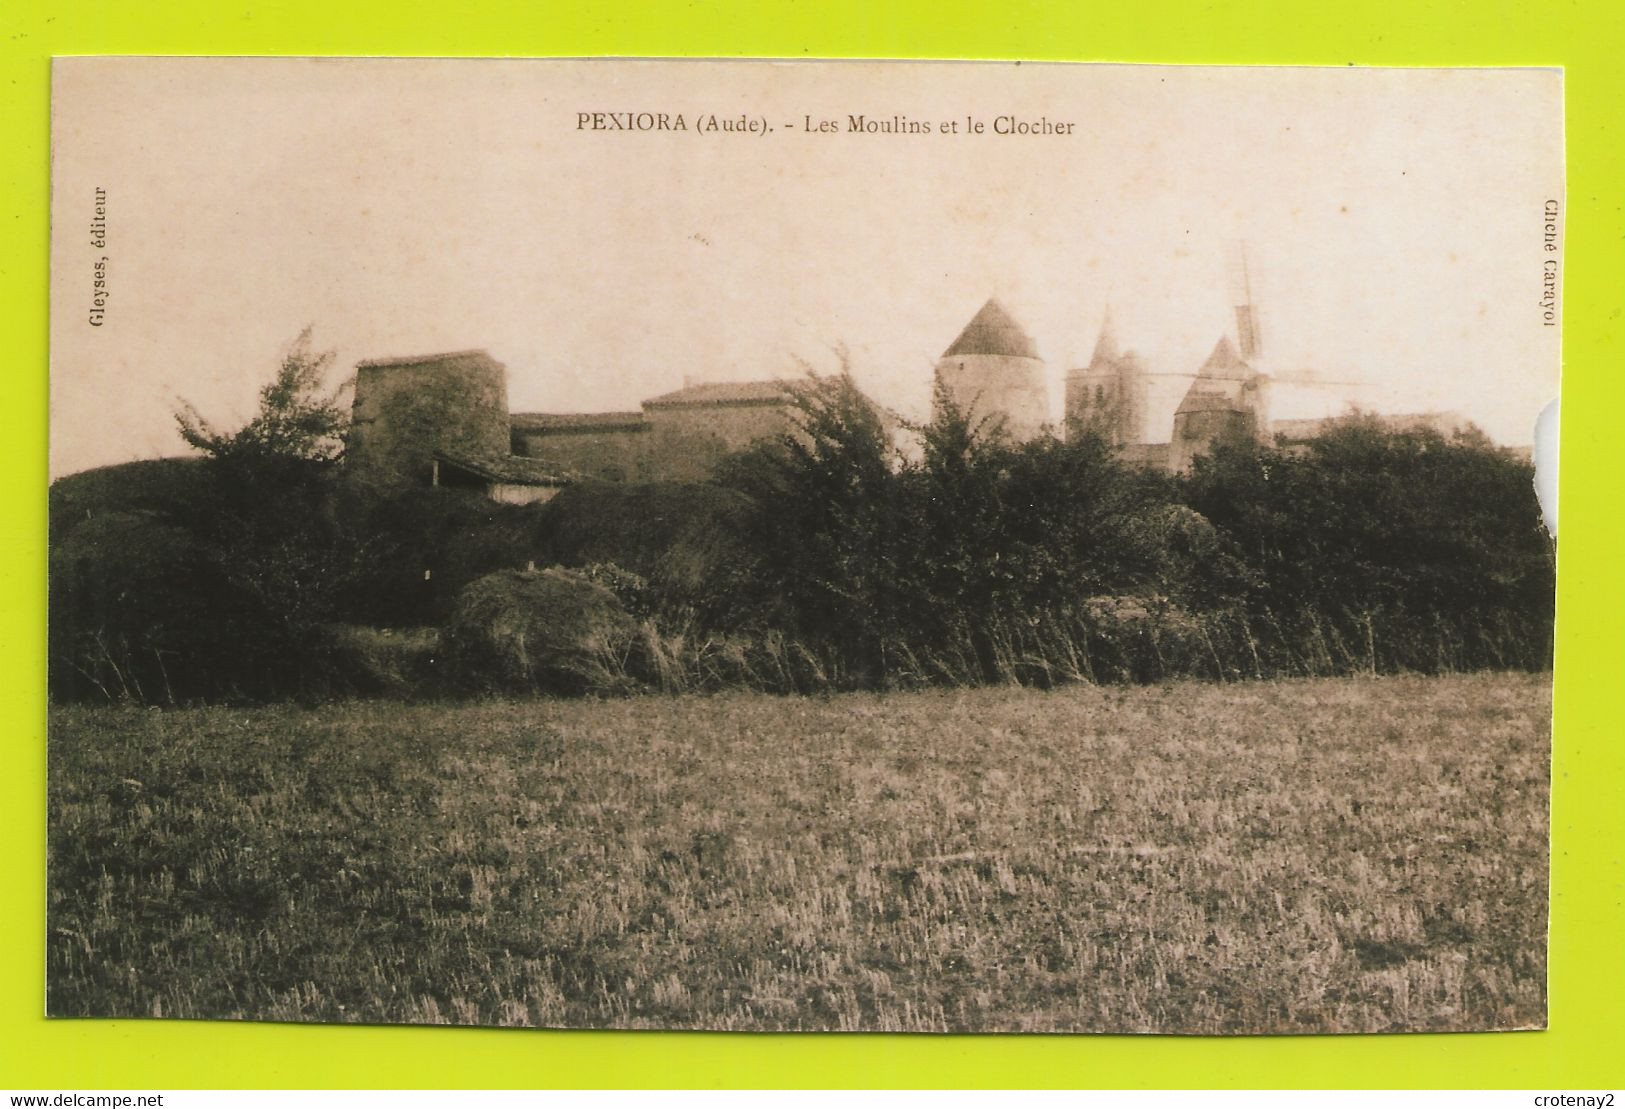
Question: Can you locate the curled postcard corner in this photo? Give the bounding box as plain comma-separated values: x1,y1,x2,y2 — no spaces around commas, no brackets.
1534,397,1559,535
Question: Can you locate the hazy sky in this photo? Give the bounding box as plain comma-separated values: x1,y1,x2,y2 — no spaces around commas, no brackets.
50,59,1562,477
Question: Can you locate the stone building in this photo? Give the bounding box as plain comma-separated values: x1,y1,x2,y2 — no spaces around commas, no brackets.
346,349,570,502
511,380,805,484
1063,314,1462,473
933,299,1051,441
346,289,1465,499
348,350,512,487
641,380,804,482
1064,309,1149,447
348,353,824,498
510,411,652,482
1167,335,1273,474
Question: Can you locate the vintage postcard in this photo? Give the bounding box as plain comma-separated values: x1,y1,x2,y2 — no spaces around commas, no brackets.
48,58,1560,1033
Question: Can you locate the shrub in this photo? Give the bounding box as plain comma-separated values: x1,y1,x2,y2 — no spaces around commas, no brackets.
716,370,912,685
1182,421,1554,674
49,511,259,702
337,486,543,627
531,481,756,614
47,457,211,550
314,624,440,697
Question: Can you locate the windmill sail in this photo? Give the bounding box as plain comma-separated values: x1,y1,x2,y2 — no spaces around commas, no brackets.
1229,243,1263,361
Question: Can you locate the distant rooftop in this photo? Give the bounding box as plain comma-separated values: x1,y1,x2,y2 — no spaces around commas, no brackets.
356,349,499,370
1196,335,1250,380
511,411,649,432
433,450,570,487
943,298,1040,361
642,380,797,408
1272,411,1469,442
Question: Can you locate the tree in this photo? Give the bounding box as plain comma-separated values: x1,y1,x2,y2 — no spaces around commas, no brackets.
1181,419,1554,673
717,364,910,686
171,328,352,535
175,326,349,470
164,329,360,698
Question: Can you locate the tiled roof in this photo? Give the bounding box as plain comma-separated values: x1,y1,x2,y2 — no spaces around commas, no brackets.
511,411,649,432
943,298,1040,360
433,451,570,486
642,380,797,408
1196,335,1250,379
356,349,498,369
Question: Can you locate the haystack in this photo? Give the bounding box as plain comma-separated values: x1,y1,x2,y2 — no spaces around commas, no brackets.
440,567,637,694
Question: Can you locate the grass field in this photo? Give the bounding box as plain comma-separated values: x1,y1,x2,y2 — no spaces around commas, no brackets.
46,672,1550,1033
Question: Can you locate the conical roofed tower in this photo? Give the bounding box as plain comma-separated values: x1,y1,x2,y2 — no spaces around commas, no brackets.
942,298,1042,360
934,298,1049,441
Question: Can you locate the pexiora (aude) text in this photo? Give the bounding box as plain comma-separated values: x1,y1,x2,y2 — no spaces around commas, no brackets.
575,112,1076,136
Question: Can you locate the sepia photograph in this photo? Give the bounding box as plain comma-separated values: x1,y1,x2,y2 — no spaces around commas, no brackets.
47,58,1560,1034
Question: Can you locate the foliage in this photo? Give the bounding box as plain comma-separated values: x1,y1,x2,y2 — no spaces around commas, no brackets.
174,326,349,472
717,371,1198,686
51,333,365,701
48,511,247,702
710,394,1551,690
1182,418,1553,672
717,368,910,685
315,625,441,698
47,458,212,550
50,338,1553,700
531,480,754,612
336,486,544,628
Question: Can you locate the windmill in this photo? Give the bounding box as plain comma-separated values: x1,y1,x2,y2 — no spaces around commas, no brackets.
1107,245,1363,389
1223,241,1367,392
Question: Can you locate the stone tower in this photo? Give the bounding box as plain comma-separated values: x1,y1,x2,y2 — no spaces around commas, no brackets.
1168,335,1272,473
347,349,511,488
933,298,1050,441
1065,308,1148,446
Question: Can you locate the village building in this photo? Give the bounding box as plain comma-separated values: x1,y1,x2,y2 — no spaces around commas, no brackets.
430,451,570,505
347,349,514,489
1060,288,1463,473
509,411,652,482
1064,308,1149,448
344,291,1472,501
933,298,1051,441
1166,334,1273,474
511,380,807,484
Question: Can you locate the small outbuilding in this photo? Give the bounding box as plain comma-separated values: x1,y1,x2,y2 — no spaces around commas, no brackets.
430,451,571,505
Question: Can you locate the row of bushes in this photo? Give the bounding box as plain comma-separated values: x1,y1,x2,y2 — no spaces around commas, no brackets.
316,578,1549,703
48,375,1554,703
699,377,1553,690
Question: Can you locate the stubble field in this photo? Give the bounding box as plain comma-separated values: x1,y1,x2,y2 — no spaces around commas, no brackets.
47,672,1550,1033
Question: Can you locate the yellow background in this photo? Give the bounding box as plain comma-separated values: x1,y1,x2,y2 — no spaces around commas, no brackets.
4,0,1620,1089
